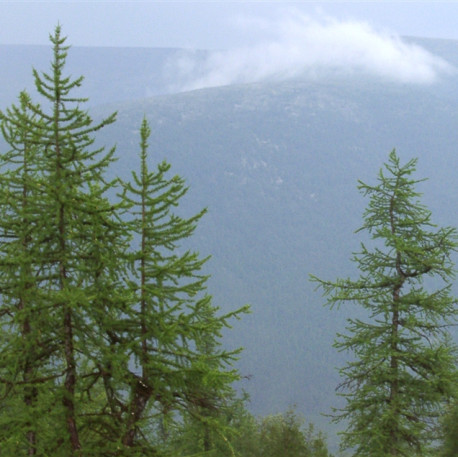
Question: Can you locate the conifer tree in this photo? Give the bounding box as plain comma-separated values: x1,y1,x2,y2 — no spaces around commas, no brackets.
26,26,123,454
0,92,50,456
0,26,126,455
115,118,249,453
312,150,458,456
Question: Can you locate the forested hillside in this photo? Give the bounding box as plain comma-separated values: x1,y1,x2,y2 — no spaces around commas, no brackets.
0,32,457,455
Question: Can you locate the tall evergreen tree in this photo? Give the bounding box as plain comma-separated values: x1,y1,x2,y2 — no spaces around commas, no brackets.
312,150,458,456
0,91,51,456
114,118,249,454
0,26,126,455
25,26,123,454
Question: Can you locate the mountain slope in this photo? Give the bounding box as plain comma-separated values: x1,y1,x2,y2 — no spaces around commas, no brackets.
92,69,458,446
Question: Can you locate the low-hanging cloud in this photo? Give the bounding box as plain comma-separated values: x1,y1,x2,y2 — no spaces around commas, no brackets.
166,12,454,91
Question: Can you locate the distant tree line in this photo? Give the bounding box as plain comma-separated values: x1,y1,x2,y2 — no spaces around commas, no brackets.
0,26,456,457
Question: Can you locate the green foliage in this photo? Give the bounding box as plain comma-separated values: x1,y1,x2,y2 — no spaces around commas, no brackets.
255,408,328,457
440,397,458,456
312,150,458,456
0,24,126,456
106,117,249,452
165,402,329,457
0,26,248,456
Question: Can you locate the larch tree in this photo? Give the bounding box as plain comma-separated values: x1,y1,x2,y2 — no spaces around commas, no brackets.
115,118,249,454
0,91,52,456
312,150,458,456
25,26,125,455
0,26,127,455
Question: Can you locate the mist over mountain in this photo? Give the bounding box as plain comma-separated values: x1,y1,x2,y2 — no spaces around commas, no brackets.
2,28,457,105
166,14,455,90
1,35,457,451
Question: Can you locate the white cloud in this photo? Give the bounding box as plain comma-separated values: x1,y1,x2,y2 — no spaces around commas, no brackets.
166,12,454,91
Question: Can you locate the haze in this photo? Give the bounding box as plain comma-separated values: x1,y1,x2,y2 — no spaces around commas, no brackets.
1,2,457,88
2,1,458,48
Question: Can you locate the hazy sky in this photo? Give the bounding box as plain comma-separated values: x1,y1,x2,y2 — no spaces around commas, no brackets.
1,1,458,49
1,1,456,89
